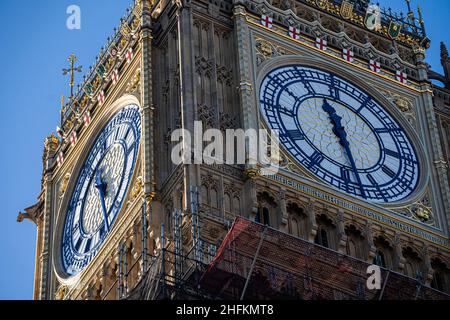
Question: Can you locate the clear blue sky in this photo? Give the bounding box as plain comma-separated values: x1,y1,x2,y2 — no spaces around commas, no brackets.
0,0,448,300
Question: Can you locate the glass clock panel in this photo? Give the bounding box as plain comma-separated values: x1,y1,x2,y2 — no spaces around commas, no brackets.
259,65,420,203
61,105,141,276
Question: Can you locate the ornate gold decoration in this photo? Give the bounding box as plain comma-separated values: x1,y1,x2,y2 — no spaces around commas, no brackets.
340,1,354,20
315,0,328,9
409,202,433,222
59,173,71,198
245,167,260,180
255,38,292,66
131,176,144,200
126,68,141,94
45,133,60,153
120,19,132,37
55,284,68,300
62,54,82,100
393,96,412,112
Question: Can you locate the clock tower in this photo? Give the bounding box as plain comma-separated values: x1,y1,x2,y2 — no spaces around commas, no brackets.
19,0,450,299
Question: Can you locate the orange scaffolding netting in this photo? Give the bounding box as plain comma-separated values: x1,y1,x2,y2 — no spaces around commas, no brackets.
198,217,450,300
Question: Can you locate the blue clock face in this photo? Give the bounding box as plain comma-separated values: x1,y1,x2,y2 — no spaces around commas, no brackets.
61,105,141,276
259,65,420,203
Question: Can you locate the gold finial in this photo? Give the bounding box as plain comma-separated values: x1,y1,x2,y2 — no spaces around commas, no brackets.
62,54,82,101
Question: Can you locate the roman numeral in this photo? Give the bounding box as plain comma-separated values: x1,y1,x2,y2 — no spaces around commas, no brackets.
75,238,83,251
375,127,402,134
85,239,92,253
278,107,295,117
287,130,305,141
308,151,324,168
382,165,396,178
341,167,351,182
385,149,400,159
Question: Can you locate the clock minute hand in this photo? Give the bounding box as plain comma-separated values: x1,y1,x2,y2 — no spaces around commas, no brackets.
95,169,110,232
321,99,367,199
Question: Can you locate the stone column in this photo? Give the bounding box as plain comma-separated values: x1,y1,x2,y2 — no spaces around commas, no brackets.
364,221,377,264
393,233,405,272
278,190,288,233
414,46,450,229
305,201,317,243
336,209,347,254
140,0,156,197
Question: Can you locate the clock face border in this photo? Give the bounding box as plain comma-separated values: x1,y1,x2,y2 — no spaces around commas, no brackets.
255,56,429,207
53,95,142,283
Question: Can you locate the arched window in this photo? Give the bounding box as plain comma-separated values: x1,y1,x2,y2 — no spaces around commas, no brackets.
256,192,277,227
315,227,329,248
210,188,219,208
373,236,394,269
345,225,366,260
374,250,386,268
402,247,423,280
431,258,450,294
314,214,336,249
291,218,299,237
224,193,231,213
201,185,209,205
233,196,241,215
256,207,271,226
346,238,358,257
287,203,308,239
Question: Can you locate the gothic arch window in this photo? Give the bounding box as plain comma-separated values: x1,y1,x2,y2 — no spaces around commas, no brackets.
431,258,450,294
345,225,366,260
287,202,308,239
256,192,277,227
201,184,209,205
314,214,336,250
200,177,221,217
210,188,219,209
402,247,423,280
373,236,394,269
224,193,232,213
233,196,241,215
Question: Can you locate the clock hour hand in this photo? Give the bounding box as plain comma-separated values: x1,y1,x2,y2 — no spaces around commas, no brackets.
322,99,367,199
95,169,110,232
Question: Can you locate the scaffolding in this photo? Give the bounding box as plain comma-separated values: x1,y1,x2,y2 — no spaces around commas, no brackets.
105,213,450,300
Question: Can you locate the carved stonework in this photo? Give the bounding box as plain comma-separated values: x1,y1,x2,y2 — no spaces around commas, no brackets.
219,113,236,131
408,200,434,224
195,56,213,78
216,65,233,86
55,284,68,300
126,68,141,94
255,38,293,67
198,104,215,128
59,172,71,198
381,89,417,126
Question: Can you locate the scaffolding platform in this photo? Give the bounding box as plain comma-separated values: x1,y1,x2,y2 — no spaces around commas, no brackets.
134,217,450,300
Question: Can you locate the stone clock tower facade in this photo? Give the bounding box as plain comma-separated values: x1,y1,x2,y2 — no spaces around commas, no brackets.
19,0,450,300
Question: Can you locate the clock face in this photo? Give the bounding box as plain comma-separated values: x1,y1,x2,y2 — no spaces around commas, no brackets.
259,65,420,203
61,105,141,276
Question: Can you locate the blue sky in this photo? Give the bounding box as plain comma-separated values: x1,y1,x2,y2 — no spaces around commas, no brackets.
0,0,448,300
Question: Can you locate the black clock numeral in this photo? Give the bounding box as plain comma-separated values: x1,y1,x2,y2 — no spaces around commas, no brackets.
278,107,295,117
85,239,92,253
385,149,400,159
382,165,396,178
287,130,305,141
308,151,324,169
75,238,83,252
340,167,351,182
375,127,402,134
